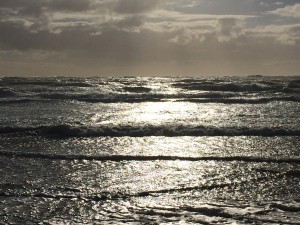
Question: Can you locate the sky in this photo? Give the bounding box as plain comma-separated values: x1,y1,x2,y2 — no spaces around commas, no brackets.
0,0,300,76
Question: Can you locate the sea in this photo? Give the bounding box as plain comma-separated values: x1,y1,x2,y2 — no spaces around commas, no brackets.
0,76,299,224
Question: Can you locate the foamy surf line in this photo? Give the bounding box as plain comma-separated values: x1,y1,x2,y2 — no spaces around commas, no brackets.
1,151,299,163
0,125,300,137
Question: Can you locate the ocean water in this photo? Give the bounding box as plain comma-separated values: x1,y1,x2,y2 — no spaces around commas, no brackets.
0,76,299,224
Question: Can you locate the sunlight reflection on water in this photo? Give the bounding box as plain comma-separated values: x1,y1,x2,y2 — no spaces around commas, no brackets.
100,102,220,126
86,101,299,129
130,102,197,124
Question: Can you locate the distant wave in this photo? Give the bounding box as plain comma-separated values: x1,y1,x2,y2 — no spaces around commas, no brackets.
271,203,300,212
173,80,300,94
0,182,233,201
0,88,17,98
1,76,299,104
45,94,299,104
182,96,299,104
256,168,300,177
33,94,300,103
0,124,299,137
0,77,93,87
0,92,297,104
0,151,299,164
37,93,164,103
173,82,272,92
123,86,152,93
0,99,39,104
2,77,300,94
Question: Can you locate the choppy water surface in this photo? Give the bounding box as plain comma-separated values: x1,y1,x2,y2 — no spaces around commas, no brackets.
0,76,299,224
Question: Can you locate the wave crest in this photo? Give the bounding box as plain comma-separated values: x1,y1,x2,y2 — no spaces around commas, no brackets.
0,124,299,137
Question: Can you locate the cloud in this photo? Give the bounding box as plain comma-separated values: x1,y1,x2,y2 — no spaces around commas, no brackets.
269,3,300,18
167,0,300,15
0,0,43,17
48,0,92,12
216,18,245,42
0,0,92,14
251,24,300,45
114,15,144,29
114,0,161,14
169,27,202,45
0,0,300,75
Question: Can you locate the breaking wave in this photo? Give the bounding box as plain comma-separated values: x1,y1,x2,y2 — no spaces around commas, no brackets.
0,124,299,137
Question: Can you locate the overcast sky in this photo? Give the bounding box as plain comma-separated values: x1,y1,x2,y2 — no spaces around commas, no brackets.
0,0,300,76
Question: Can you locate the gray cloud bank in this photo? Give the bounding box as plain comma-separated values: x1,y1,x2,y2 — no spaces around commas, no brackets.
0,0,300,76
